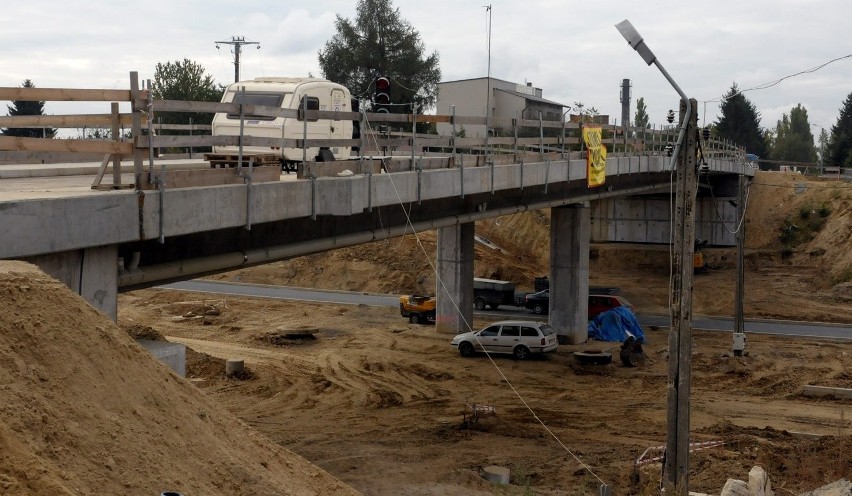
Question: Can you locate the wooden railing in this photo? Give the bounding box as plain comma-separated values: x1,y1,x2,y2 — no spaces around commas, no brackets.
0,71,750,190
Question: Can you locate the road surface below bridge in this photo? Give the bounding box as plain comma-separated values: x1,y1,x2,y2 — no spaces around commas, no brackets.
161,279,852,340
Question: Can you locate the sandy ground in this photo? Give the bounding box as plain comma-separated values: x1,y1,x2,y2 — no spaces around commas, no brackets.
120,172,851,494
2,171,850,495
118,289,851,495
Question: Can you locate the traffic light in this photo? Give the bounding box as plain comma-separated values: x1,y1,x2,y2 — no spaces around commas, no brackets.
373,76,391,114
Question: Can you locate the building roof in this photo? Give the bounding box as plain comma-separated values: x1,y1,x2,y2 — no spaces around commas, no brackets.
494,88,566,108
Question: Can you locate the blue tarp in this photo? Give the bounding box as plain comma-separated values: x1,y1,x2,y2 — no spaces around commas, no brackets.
587,306,646,343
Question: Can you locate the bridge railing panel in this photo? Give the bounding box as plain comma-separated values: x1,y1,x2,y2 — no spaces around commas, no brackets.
0,72,750,187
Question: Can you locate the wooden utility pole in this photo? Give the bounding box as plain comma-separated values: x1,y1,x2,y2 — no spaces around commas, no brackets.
664,98,699,494
215,36,260,83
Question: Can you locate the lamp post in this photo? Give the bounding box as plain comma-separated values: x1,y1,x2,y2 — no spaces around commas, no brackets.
562,108,573,159
615,20,690,172
616,19,699,495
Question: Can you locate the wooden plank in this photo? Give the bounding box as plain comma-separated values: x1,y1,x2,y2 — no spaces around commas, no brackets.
0,87,131,102
0,114,135,128
407,114,451,123
0,136,132,154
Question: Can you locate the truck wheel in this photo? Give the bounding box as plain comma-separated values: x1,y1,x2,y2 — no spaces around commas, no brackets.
474,298,486,311
409,314,419,324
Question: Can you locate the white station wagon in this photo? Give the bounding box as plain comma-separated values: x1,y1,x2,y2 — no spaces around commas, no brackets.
450,321,558,359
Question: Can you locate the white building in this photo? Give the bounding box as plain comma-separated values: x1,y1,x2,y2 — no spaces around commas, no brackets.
436,77,567,138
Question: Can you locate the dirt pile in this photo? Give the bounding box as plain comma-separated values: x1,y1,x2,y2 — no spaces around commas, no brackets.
0,261,358,496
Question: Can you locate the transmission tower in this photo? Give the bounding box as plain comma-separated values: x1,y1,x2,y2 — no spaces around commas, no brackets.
215,36,260,82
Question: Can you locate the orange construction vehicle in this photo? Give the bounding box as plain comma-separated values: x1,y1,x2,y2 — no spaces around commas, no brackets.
399,295,436,324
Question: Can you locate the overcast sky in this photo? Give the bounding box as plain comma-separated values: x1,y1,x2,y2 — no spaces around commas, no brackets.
2,0,850,141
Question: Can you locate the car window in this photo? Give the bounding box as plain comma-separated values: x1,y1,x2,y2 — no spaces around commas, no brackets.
537,324,555,336
297,96,320,121
480,326,499,337
227,91,285,120
589,296,603,306
500,326,520,337
520,326,540,337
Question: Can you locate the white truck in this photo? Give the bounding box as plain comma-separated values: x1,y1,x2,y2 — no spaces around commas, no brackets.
211,77,354,170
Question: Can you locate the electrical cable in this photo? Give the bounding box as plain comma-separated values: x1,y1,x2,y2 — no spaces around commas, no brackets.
703,53,852,104
359,111,609,487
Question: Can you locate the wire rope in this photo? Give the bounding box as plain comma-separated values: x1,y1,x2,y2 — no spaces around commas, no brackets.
359,110,610,487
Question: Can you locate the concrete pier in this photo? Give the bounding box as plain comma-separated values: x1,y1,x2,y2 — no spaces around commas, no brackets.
435,223,474,335
549,203,590,344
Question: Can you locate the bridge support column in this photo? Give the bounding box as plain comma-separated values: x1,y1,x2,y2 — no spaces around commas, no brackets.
27,245,118,321
550,203,590,344
435,222,474,334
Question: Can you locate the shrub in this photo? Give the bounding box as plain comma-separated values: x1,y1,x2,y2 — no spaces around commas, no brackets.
818,204,831,217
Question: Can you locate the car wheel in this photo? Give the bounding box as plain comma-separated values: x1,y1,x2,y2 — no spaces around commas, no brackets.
513,345,530,360
459,341,474,357
533,303,545,315
474,298,486,311
409,314,419,324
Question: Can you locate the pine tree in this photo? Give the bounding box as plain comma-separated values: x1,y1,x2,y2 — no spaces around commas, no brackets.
317,0,441,115
715,83,768,159
2,79,56,138
825,91,852,169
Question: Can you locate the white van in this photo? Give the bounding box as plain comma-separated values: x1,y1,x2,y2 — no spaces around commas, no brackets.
211,77,354,167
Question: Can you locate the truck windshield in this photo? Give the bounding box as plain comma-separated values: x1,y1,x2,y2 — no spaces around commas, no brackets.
226,92,285,120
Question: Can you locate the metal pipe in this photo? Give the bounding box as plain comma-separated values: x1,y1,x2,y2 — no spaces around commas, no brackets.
655,58,691,171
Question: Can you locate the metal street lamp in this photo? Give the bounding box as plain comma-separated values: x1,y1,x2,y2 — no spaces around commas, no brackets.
615,19,691,171
616,19,699,495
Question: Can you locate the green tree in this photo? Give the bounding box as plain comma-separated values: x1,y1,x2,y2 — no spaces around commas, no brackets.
769,104,817,166
825,91,852,169
2,79,56,138
817,127,829,169
152,59,224,127
715,83,768,160
633,97,649,128
317,0,441,116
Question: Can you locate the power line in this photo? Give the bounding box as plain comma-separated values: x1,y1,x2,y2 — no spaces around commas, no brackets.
703,53,852,104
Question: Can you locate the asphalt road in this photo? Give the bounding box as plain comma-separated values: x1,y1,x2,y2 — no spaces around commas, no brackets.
161,280,852,340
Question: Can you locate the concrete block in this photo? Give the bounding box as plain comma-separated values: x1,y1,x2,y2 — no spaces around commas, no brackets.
720,479,749,496
803,385,852,399
136,339,186,377
481,465,509,485
797,479,852,496
748,466,773,496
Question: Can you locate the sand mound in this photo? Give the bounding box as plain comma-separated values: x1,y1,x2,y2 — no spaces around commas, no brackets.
0,261,358,496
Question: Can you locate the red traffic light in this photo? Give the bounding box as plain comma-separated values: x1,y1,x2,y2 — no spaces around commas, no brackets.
374,76,391,113
375,77,390,92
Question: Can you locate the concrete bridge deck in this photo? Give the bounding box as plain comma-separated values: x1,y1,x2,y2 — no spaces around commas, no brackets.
1,152,751,340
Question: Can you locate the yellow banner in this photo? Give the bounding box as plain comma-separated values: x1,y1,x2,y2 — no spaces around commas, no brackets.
583,126,606,187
